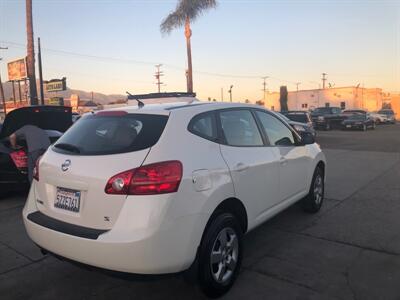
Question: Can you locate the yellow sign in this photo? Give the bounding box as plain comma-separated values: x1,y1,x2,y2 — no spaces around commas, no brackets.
7,58,27,81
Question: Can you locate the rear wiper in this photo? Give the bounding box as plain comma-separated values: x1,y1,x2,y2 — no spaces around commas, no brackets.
54,143,81,153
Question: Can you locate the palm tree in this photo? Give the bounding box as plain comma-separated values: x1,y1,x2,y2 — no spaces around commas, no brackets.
26,0,38,105
160,0,217,93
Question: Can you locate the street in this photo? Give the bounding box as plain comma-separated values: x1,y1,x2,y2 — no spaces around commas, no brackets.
1,124,400,300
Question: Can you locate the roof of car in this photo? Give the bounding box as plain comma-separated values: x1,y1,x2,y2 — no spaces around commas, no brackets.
103,100,264,115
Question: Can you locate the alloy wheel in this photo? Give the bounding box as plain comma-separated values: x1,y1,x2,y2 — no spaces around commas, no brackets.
210,227,239,284
314,174,323,205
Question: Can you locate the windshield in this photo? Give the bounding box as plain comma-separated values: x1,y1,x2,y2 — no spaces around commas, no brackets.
53,113,168,155
378,110,394,115
313,107,332,114
348,114,366,120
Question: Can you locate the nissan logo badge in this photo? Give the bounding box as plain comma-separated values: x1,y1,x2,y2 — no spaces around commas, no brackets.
61,159,71,172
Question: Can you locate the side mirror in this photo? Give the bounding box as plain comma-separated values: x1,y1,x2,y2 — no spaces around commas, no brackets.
301,132,315,145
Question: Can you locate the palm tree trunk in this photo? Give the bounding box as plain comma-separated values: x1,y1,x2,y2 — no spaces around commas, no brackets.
185,17,193,93
26,0,38,105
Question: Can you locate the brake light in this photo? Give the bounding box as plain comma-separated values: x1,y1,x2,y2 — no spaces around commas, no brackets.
10,150,28,169
105,161,183,195
33,156,42,181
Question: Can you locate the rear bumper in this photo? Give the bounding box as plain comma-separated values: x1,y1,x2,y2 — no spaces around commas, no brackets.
23,188,208,275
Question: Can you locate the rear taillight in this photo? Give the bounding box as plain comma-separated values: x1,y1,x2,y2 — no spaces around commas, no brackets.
33,156,42,181
105,161,183,195
10,150,28,169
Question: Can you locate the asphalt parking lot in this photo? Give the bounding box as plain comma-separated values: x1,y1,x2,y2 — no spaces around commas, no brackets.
1,124,399,300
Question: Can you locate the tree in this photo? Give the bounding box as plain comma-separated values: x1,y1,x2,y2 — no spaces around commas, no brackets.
160,0,217,93
26,0,38,105
280,86,288,111
255,100,265,106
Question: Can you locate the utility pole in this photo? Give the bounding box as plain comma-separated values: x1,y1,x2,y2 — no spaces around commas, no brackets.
228,85,233,102
154,64,164,93
221,87,224,101
261,76,268,101
26,0,38,105
322,73,327,89
37,37,44,105
0,46,8,114
295,82,301,109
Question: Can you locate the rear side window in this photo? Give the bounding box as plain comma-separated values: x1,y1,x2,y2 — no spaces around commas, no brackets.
188,112,217,141
219,110,263,147
53,114,168,155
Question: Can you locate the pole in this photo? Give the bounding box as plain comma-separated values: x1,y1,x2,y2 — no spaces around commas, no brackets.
18,81,22,103
0,47,8,114
26,0,38,105
228,85,233,102
262,77,268,101
221,88,224,101
0,71,6,114
296,82,301,110
322,73,327,89
154,64,163,93
12,81,16,106
38,37,44,105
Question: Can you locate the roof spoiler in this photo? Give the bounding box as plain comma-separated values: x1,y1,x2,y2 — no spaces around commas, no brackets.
126,92,198,108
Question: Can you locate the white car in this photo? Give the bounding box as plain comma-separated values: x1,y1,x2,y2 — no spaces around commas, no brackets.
369,112,388,124
23,99,326,297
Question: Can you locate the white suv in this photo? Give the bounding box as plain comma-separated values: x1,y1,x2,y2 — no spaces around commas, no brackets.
23,100,326,297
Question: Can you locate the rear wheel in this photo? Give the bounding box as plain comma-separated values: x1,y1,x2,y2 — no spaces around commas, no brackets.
302,167,324,213
198,212,243,298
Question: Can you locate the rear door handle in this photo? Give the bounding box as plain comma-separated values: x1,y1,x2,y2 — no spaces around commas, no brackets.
234,162,249,172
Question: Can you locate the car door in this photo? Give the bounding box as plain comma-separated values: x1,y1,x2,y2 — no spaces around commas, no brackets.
217,109,280,225
254,110,310,203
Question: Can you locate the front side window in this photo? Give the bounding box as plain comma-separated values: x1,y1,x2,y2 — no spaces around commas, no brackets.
255,111,295,146
219,110,263,147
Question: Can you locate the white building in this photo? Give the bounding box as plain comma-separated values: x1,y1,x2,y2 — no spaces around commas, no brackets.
265,86,383,112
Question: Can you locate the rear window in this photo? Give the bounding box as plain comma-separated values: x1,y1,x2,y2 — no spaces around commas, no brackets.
285,114,309,123
53,114,168,155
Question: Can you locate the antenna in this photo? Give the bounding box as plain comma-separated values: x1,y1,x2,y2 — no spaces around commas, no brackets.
126,91,144,108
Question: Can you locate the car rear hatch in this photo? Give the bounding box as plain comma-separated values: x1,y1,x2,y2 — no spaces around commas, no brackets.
33,110,169,230
0,106,72,139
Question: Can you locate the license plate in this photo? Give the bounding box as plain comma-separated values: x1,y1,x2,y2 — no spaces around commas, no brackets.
55,187,81,213
346,125,351,128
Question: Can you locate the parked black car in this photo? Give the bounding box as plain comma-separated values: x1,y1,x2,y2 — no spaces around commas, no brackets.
281,111,316,137
0,106,72,196
342,114,376,131
311,107,345,130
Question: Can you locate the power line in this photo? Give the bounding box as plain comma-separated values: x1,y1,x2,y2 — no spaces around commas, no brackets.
0,40,299,84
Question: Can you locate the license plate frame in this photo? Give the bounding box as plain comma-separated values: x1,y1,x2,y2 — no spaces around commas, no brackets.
55,187,81,213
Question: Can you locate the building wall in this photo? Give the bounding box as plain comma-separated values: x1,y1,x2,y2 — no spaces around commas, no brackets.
265,86,383,112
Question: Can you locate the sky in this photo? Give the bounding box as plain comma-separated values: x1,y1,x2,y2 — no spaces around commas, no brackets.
0,0,399,101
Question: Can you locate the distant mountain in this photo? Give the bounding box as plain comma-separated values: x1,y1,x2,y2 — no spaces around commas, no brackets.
0,81,125,105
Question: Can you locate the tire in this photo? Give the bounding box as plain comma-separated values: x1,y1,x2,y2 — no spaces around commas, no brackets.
302,167,324,213
198,212,243,298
